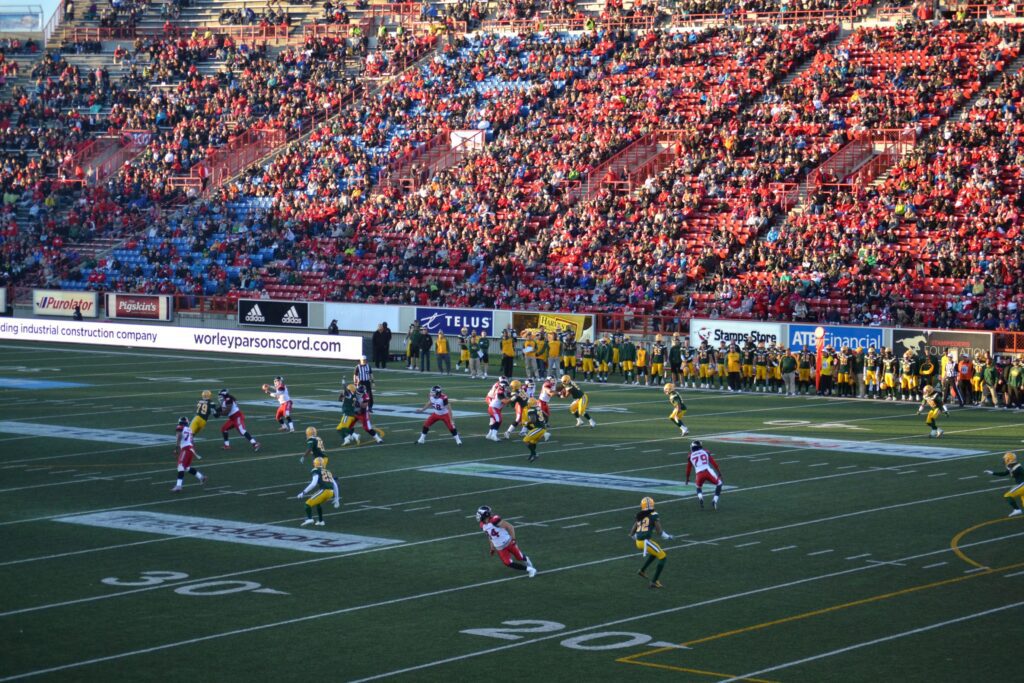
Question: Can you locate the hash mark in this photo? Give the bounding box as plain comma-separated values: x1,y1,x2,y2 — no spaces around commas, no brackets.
595,526,622,533
735,541,761,548
964,567,989,574
1003,570,1024,578
927,473,948,478
836,465,858,470
345,500,371,506
402,506,431,512
922,562,947,569
807,549,834,556
770,545,797,553
808,463,829,468
749,458,771,463
958,476,978,481
124,477,151,483
845,553,872,560
779,460,800,465
896,470,917,475
432,509,461,516
563,523,589,529
258,491,285,497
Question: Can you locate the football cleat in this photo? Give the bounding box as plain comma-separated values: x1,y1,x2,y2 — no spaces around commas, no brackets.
301,519,315,527
640,497,655,511
199,474,207,485
475,506,492,522
454,436,463,446
416,435,426,445
528,452,538,462
575,418,583,427
1009,509,1022,517
373,435,384,443
649,581,663,589
637,569,648,579
252,441,261,452
712,497,719,511
543,432,551,441
935,429,944,438
930,429,937,438
314,521,325,526
222,444,232,450
526,567,537,578
589,418,596,428
170,486,183,493
680,426,689,436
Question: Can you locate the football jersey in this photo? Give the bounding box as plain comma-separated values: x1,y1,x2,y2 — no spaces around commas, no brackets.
271,385,291,404
306,436,326,457
429,393,450,415
220,394,240,417
195,399,213,420
177,424,194,449
689,448,717,473
538,381,555,403
480,515,512,550
488,390,507,411
634,510,659,541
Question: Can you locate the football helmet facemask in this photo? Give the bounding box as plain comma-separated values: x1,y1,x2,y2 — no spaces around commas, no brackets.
475,506,492,522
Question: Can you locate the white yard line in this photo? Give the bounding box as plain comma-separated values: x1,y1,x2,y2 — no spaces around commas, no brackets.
562,523,589,529
718,602,1024,683
257,491,285,497
836,465,858,470
735,541,761,548
845,553,871,560
959,476,978,480
771,545,797,553
807,549,834,556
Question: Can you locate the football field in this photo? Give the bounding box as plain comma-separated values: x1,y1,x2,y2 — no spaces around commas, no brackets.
0,340,1021,682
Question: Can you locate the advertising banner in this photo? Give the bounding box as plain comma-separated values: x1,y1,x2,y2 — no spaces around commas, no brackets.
415,307,494,335
789,324,884,351
324,303,399,333
238,299,309,328
0,320,360,360
510,311,594,341
33,290,99,318
106,293,172,322
892,329,993,359
0,10,42,31
689,318,784,347
0,286,6,314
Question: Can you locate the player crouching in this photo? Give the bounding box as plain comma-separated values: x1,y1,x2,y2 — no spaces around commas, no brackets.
559,375,596,428
630,497,672,589
476,506,536,577
416,385,463,445
917,385,949,438
985,452,1024,517
172,417,207,492
686,440,723,510
297,456,340,526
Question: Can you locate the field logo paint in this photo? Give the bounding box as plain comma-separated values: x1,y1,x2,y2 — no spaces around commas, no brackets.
56,511,403,554
0,378,89,390
0,421,173,446
422,463,735,494
245,398,483,419
713,432,984,460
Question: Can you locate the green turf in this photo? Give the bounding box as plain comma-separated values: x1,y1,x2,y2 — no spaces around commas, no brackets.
0,340,1021,682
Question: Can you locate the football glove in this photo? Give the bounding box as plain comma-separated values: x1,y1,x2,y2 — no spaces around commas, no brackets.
984,470,994,475
296,492,305,499
661,531,673,541
332,499,340,509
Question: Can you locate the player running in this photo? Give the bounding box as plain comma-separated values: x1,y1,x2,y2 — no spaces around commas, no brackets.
985,452,1024,517
663,383,690,436
523,399,549,462
630,497,672,589
217,389,260,451
172,417,207,492
485,378,510,442
191,390,215,438
296,456,340,526
559,375,596,428
917,385,949,438
685,440,723,510
416,385,463,445
303,426,327,464
476,505,536,577
537,376,556,423
263,376,295,433
504,380,529,440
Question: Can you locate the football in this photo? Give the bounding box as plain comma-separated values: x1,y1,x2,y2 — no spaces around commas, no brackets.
261,384,270,392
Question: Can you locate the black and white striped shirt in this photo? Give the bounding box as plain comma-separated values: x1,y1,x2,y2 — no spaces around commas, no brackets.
355,363,373,383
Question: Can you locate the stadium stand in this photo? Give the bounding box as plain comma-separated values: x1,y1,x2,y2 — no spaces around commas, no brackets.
0,2,1022,334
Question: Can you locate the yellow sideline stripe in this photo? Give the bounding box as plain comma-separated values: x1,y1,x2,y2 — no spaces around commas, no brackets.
617,660,777,682
618,558,1024,666
950,516,1020,570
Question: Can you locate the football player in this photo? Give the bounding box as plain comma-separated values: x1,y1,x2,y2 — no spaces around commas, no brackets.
353,385,384,444
663,383,690,437
523,398,549,462
560,375,596,428
985,452,1024,517
560,330,577,379
917,385,949,438
296,455,340,526
303,426,327,465
685,440,723,510
264,376,294,433
337,384,360,445
537,376,556,423
172,417,207,492
191,389,215,437
504,380,529,440
476,505,536,577
629,497,672,589
753,343,769,392
417,385,463,445
650,335,666,386
457,327,471,374
217,389,260,451
580,339,596,381
485,378,510,441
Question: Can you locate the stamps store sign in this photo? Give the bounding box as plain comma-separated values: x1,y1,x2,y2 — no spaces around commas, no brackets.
689,319,784,348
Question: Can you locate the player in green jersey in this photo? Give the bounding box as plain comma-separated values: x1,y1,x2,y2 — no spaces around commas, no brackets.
630,497,672,589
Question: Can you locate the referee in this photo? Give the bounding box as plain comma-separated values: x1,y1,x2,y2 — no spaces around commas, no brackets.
354,355,375,410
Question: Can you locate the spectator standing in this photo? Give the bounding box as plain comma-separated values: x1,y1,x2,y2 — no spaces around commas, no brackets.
419,330,433,372
436,331,451,375
380,323,393,368
328,319,340,335
372,323,387,368
523,332,538,379
500,329,515,378
407,323,422,370
72,305,83,321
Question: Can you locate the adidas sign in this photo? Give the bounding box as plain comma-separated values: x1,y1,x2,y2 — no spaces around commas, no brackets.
281,306,303,325
245,305,266,323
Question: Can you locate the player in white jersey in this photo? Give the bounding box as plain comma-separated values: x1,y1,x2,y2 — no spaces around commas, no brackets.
417,385,463,445
264,376,294,432
476,505,536,577
537,376,556,422
685,440,723,510
485,380,509,442
218,389,261,451
172,417,206,492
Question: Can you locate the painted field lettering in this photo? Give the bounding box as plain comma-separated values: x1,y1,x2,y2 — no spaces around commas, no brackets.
460,620,565,641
